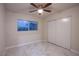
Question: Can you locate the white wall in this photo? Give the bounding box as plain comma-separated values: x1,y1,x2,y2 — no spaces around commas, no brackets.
0,4,5,55
44,6,79,53
5,11,43,49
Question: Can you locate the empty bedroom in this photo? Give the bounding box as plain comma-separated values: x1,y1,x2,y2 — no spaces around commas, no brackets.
0,3,79,56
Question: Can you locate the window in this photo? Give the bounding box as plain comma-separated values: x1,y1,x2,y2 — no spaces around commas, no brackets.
17,19,38,31
29,21,38,30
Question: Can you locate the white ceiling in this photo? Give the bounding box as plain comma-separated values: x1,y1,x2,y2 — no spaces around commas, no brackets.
5,3,79,18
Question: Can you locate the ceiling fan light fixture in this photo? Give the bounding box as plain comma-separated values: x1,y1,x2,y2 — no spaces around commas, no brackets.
37,9,43,14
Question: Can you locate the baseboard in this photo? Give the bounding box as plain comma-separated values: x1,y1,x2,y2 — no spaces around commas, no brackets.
70,49,79,55
5,40,42,50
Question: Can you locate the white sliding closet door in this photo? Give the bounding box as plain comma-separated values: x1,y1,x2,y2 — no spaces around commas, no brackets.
48,21,56,44
56,18,71,49
48,18,71,49
56,19,65,48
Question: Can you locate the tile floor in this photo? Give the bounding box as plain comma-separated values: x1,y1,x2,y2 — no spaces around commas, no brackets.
5,42,79,56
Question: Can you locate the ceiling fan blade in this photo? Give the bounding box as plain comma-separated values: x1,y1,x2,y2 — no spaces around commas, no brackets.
29,10,37,13
43,3,52,8
43,9,51,12
30,3,38,8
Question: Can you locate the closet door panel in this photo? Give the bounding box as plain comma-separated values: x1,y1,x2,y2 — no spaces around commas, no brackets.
48,21,56,44
56,18,71,49
64,19,71,49
56,20,66,48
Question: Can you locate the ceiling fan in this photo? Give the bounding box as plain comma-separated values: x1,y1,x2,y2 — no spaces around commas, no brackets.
29,3,52,15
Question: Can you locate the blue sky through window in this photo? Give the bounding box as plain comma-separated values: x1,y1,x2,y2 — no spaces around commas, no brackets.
17,19,38,31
